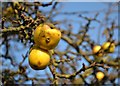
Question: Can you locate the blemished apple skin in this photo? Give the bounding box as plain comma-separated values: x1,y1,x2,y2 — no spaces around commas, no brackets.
34,24,61,50
29,45,50,70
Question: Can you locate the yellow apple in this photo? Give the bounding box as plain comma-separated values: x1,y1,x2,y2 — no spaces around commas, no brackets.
96,72,105,81
28,45,50,70
34,23,61,50
93,45,101,54
109,43,115,53
92,45,103,57
102,42,115,53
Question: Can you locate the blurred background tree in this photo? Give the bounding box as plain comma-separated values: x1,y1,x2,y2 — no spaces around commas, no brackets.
0,1,120,85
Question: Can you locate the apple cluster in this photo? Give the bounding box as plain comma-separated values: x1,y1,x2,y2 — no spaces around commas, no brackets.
28,23,61,70
92,42,115,57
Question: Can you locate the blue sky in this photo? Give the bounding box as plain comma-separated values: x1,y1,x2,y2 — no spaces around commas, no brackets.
1,2,118,84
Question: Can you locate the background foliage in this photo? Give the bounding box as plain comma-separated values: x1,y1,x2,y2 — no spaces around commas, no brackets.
0,1,120,85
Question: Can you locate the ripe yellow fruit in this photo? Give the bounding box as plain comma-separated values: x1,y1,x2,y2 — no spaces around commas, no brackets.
96,72,104,81
34,24,61,50
102,42,115,53
109,43,115,53
92,45,103,57
28,45,50,70
93,45,101,54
